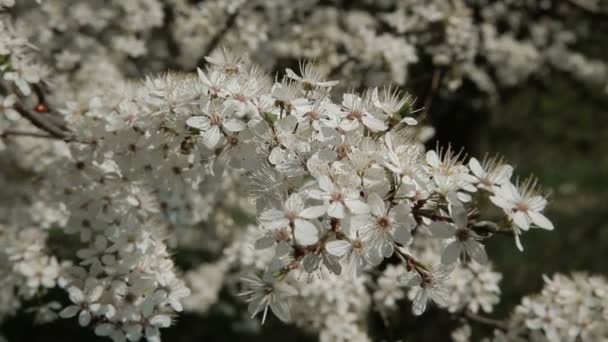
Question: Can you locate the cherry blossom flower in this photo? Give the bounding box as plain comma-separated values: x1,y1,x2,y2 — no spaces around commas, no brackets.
468,156,513,192
259,193,325,245
353,192,414,264
307,175,369,219
490,178,554,231
339,94,387,132
239,274,298,324
428,204,488,265
285,61,339,91
402,266,453,316
186,102,245,149
59,285,104,327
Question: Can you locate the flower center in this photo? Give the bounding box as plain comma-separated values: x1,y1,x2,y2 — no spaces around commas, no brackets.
285,211,298,221
347,110,363,121
352,239,364,254
455,228,470,241
227,136,239,146
274,227,290,242
376,216,391,231
302,80,314,91
514,202,529,213
209,113,223,126
306,111,321,120
330,191,345,203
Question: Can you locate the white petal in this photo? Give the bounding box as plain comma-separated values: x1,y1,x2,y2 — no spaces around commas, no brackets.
78,310,92,326
441,241,461,265
512,211,530,230
400,117,418,125
403,273,421,287
197,67,210,85
223,118,246,132
392,226,411,245
379,239,394,259
529,211,554,230
185,116,210,130
270,300,291,323
503,182,520,200
468,157,485,178
284,193,304,213
68,287,84,304
325,240,352,257
88,285,104,302
465,240,488,265
59,305,80,319
145,327,160,342
327,201,345,218
294,219,319,245
202,126,222,149
451,204,468,228
95,323,114,336
412,289,428,316
367,192,386,217
339,118,359,131
284,68,302,82
299,205,326,219
362,115,388,131
318,175,334,192
306,189,327,200
514,233,524,252
428,221,456,239
345,199,370,214
260,209,286,226
268,147,285,165
150,315,172,328
316,80,339,87
489,195,511,210
426,150,440,168
494,165,513,184
255,236,275,250
125,324,142,341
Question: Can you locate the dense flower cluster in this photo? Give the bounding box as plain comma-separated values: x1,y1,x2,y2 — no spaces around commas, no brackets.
491,273,608,342
3,0,607,106
1,51,554,340
0,1,605,342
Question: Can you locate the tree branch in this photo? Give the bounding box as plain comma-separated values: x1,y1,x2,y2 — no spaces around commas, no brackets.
461,311,508,331
13,104,69,139
1,129,57,140
199,6,242,65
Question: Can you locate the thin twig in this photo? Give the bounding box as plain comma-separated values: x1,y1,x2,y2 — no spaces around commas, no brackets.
566,0,608,16
471,221,515,237
419,68,444,123
199,6,242,65
462,311,508,331
13,104,69,139
1,130,57,140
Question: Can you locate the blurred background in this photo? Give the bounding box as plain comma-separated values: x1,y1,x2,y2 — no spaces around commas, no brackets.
1,0,607,341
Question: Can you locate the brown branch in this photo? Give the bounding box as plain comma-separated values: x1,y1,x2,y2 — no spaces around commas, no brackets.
566,0,608,16
412,208,452,222
471,221,515,237
1,129,57,140
462,311,508,331
199,6,241,65
13,104,69,139
419,68,444,123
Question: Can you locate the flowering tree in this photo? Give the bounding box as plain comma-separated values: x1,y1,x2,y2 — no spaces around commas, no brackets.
1,1,607,342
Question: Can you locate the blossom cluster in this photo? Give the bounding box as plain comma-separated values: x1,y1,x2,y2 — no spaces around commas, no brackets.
491,273,608,342
0,31,559,339
3,0,607,109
